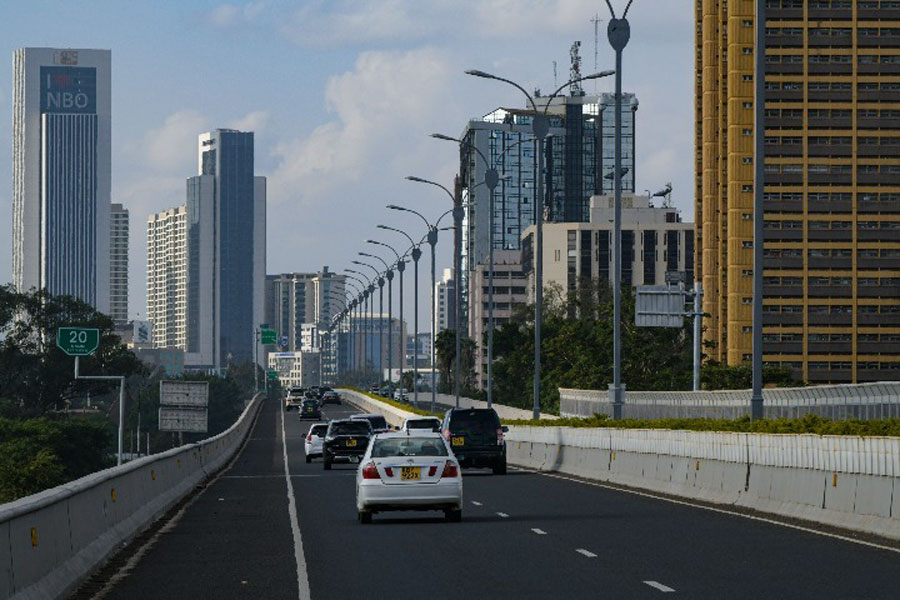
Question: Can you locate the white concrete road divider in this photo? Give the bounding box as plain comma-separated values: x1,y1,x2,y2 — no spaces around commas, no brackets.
0,393,264,600
506,426,900,541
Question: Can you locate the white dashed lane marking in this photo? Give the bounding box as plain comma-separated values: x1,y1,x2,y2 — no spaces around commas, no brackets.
644,581,676,593
496,512,509,518
471,501,483,506
575,548,597,558
531,528,547,535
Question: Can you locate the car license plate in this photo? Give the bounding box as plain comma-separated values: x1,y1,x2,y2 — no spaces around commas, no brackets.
401,467,420,480
346,439,357,447
451,436,464,446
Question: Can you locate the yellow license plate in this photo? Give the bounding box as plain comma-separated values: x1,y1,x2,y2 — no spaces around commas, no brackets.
451,436,464,446
346,439,357,447
401,467,420,480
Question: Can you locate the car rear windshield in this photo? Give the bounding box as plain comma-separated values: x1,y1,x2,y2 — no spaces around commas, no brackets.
407,419,440,431
358,416,388,430
449,410,500,434
330,422,371,436
371,437,449,458
310,425,327,437
302,400,318,406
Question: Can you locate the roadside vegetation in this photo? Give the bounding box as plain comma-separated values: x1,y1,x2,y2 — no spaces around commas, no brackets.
339,386,443,418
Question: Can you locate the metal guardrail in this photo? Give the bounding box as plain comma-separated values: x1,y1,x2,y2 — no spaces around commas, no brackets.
0,392,264,599
560,382,900,420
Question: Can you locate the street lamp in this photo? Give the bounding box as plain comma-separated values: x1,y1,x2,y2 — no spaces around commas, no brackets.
388,204,457,412
368,239,406,397
361,251,394,390
343,281,363,373
378,225,423,407
431,132,513,408
405,176,465,409
345,270,372,377
353,259,384,385
466,66,615,420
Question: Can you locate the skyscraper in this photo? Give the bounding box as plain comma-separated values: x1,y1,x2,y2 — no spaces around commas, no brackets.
597,92,638,195
695,2,900,383
12,48,111,312
109,203,129,322
264,267,346,351
147,206,187,350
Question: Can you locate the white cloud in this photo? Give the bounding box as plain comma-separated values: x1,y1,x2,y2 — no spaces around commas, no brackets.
209,2,265,28
228,110,269,133
142,109,210,172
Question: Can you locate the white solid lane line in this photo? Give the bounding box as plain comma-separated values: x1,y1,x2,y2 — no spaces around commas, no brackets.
496,512,509,518
471,501,483,506
281,407,312,600
644,581,676,593
576,548,597,558
531,528,547,535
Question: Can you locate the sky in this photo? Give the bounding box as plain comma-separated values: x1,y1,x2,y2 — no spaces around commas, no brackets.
0,0,694,325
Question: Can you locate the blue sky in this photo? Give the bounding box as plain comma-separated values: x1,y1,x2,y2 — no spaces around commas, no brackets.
0,0,694,323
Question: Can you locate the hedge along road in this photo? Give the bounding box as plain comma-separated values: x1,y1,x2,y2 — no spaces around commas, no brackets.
92,396,900,599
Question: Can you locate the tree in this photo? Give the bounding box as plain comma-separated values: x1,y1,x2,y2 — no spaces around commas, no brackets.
435,328,477,395
0,286,144,416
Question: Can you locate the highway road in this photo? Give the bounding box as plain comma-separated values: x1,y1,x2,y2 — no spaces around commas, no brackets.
85,396,900,599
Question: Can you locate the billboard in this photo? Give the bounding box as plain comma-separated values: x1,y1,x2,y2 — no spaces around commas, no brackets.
159,381,208,433
133,320,152,344
40,66,96,114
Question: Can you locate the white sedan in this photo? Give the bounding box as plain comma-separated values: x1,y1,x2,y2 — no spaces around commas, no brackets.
399,416,442,433
356,432,463,524
304,423,327,463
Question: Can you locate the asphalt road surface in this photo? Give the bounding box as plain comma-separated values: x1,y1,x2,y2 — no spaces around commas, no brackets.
93,396,900,599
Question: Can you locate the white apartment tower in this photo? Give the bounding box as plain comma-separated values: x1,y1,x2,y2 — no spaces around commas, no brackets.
109,203,129,322
434,268,455,333
12,48,111,312
146,206,187,350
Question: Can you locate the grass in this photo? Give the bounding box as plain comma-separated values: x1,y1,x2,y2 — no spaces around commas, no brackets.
338,386,444,417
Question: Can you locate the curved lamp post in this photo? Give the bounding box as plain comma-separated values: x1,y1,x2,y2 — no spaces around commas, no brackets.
360,251,394,390
368,239,406,397
345,270,372,376
352,259,384,385
465,67,615,420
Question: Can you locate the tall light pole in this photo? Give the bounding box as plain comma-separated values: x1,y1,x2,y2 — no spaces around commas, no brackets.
368,239,405,396
379,225,422,407
466,68,614,420
344,279,365,374
353,259,384,385
406,176,465,408
388,204,456,412
361,251,394,389
431,132,509,408
345,270,372,379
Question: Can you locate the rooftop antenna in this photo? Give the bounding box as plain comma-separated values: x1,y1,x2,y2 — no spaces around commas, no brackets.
569,41,584,96
591,13,604,93
553,60,558,89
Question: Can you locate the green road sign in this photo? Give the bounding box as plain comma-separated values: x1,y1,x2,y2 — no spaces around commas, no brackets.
261,328,277,345
267,369,278,381
57,327,100,356
259,322,269,329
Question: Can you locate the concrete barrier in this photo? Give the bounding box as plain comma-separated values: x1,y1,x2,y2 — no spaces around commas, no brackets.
0,393,264,600
433,393,559,421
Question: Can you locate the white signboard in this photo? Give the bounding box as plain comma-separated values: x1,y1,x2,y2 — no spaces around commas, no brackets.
159,381,208,433
159,407,208,433
160,380,209,407
635,286,686,328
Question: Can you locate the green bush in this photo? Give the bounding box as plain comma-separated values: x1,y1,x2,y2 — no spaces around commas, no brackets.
501,413,900,437
340,386,443,418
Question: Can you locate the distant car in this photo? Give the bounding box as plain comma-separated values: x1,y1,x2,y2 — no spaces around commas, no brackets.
284,387,306,412
309,385,322,399
368,384,380,394
351,413,391,434
321,391,341,405
400,416,442,434
304,423,328,463
323,419,373,470
392,388,409,402
441,408,508,475
299,398,321,420
379,387,392,398
356,431,463,524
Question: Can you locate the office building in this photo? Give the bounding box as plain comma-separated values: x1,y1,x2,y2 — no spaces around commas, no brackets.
265,267,347,351
406,332,432,369
523,193,694,298
12,48,111,312
695,1,900,383
597,92,639,194
147,206,188,351
469,250,529,390
269,351,321,389
109,203,129,322
347,314,407,377
434,268,455,333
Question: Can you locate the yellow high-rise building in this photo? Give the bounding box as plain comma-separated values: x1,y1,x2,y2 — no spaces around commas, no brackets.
695,0,900,384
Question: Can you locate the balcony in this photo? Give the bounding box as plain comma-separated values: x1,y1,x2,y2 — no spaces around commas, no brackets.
767,7,803,20
766,116,803,130
808,116,851,130
859,173,899,185
859,313,900,327
808,313,852,326
767,89,804,101
766,34,803,48
858,117,900,130
858,144,900,158
767,172,804,185
764,256,804,269
765,143,802,157
859,90,900,102
808,8,851,20
808,91,852,103
808,63,852,75
858,285,900,298
764,284,803,298
808,173,852,185
764,341,803,355
858,369,900,382
808,341,853,355
858,257,900,270
764,229,804,241
763,313,803,326
859,201,900,214
808,144,852,158
808,285,852,298
808,256,852,270
858,230,900,243
858,35,900,48
809,33,852,48
858,63,900,75
808,200,852,214
764,199,803,213
858,341,900,355
807,229,852,242
808,369,852,383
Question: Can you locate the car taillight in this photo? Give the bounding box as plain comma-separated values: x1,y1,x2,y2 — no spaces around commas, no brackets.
362,462,381,480
306,434,313,442
384,466,394,477
442,429,451,441
428,466,437,477
441,460,459,478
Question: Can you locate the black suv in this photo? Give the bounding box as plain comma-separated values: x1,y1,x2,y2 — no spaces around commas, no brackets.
322,419,373,470
441,408,508,475
299,398,321,420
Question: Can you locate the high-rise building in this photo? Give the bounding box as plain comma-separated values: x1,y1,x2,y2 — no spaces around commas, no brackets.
695,1,900,383
12,48,111,312
265,267,347,352
146,206,188,350
109,203,129,322
188,129,267,368
434,268,455,334
597,92,639,195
